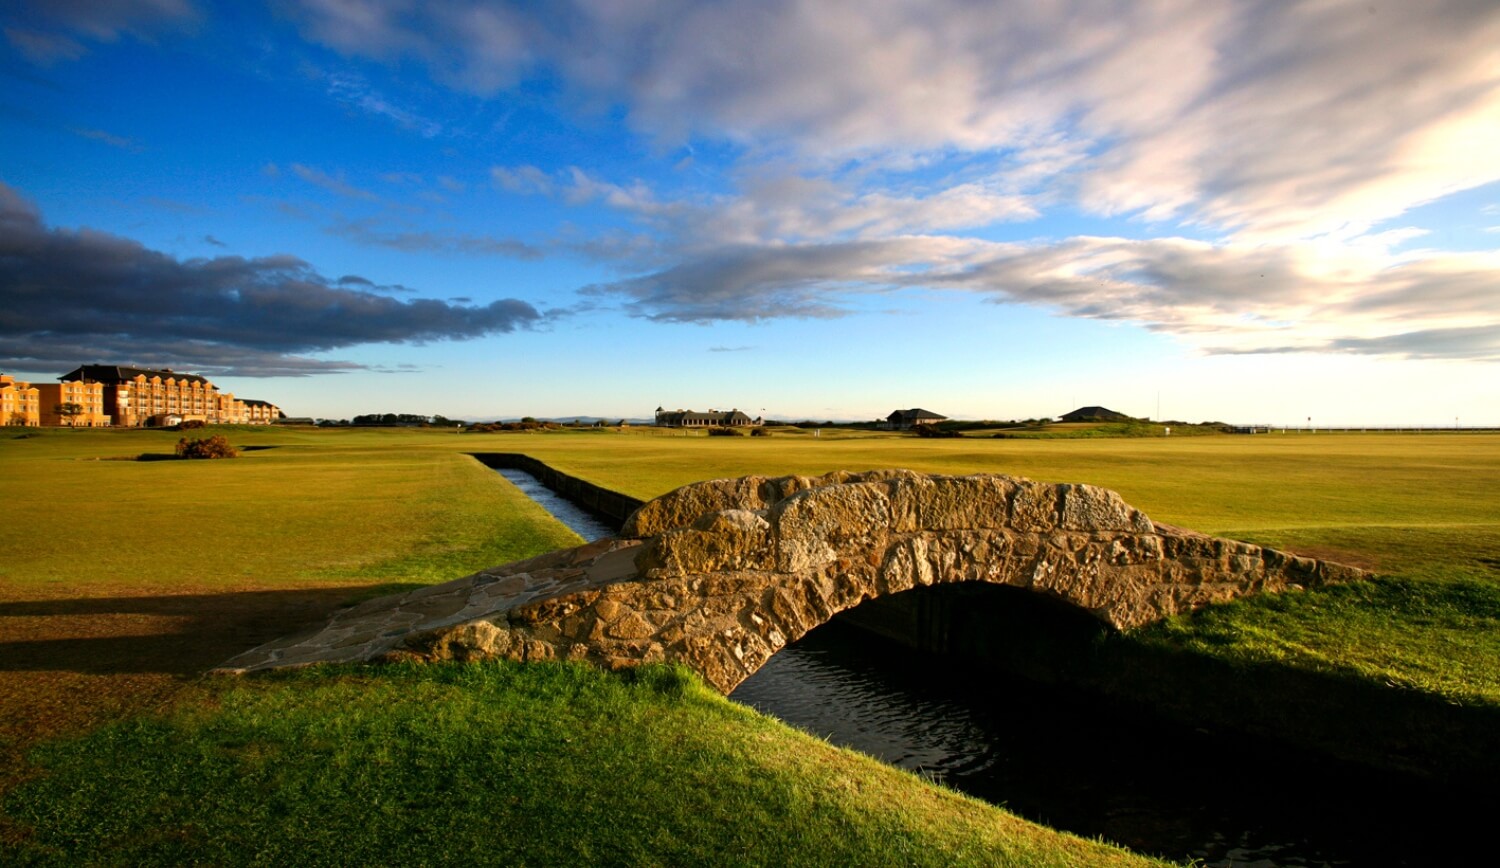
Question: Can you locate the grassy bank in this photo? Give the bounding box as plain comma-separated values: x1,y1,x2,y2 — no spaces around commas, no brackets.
4,661,1162,867
0,427,1168,865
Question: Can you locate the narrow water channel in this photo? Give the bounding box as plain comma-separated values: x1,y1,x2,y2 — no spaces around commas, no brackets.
494,467,1450,867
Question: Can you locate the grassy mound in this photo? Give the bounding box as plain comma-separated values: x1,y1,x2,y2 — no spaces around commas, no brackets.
3,662,1165,867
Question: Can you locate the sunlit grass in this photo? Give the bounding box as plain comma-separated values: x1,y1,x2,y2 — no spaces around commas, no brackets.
0,427,581,592
3,662,1168,867
5,424,1500,862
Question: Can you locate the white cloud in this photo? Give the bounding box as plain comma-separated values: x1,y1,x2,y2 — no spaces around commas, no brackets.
284,0,1500,359
285,0,1500,243
586,230,1500,360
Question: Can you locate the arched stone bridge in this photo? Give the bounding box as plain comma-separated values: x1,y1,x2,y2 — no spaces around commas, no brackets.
218,470,1368,693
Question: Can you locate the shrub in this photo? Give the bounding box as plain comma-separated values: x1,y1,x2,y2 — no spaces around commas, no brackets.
173,419,207,431
706,427,742,437
750,427,771,437
913,424,963,438
464,420,561,433
175,434,239,459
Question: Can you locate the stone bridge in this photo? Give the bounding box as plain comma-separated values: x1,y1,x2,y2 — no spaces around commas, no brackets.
218,470,1368,693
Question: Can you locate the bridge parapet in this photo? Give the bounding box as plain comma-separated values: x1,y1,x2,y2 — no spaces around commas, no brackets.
218,470,1368,693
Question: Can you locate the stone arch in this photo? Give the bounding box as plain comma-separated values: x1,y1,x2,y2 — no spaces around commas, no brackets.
218,470,1367,693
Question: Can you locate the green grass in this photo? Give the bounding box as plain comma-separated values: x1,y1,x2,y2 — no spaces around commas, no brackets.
4,661,1165,867
0,427,582,591
0,426,1171,865
459,427,1500,708
6,424,1500,861
1137,576,1500,703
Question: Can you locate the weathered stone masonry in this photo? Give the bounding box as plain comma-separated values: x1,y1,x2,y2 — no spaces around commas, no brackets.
218,469,1368,693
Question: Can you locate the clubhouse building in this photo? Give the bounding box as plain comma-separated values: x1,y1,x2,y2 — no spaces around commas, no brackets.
655,407,762,428
884,408,948,430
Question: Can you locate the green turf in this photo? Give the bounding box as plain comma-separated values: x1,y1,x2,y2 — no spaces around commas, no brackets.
5,423,1499,862
4,662,1166,867
495,427,1500,706
0,426,582,591
0,426,1174,864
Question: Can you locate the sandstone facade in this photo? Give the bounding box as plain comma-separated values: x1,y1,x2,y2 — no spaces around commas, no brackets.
218,470,1368,693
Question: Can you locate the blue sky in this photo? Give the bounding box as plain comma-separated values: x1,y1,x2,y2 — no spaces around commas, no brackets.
2,1,1498,425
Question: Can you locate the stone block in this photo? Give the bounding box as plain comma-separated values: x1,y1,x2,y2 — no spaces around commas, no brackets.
774,481,893,573
1010,482,1061,531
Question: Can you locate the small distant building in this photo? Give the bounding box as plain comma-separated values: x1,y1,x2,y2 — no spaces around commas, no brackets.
240,399,283,425
885,408,947,430
0,374,40,426
655,407,761,428
1059,406,1134,423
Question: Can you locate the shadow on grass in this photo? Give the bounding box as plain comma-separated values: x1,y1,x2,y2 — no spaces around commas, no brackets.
0,584,425,676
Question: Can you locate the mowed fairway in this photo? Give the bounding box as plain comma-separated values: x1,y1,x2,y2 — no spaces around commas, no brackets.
0,426,582,785
508,427,1500,703
0,425,1178,865
510,427,1500,575
3,424,1498,864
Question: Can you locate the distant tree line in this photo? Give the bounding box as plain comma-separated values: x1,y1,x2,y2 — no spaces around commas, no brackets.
345,413,469,427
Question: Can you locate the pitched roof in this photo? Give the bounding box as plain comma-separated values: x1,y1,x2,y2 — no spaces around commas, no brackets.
61,365,215,387
1060,406,1132,422
888,408,947,421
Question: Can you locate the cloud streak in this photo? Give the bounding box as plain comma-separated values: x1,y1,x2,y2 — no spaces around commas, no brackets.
0,181,543,375
328,219,542,260
289,164,379,201
585,231,1500,361
3,0,199,64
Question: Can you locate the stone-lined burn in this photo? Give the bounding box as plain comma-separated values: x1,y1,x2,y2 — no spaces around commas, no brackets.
217,470,1368,693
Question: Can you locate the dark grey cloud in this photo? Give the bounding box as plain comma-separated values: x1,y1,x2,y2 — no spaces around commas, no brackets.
1211,326,1500,363
581,240,919,323
0,181,542,376
203,234,226,247
1323,327,1500,361
0,334,366,378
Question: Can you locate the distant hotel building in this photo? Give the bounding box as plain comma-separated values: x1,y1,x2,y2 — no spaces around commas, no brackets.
36,379,109,427
655,407,761,428
0,374,40,426
46,365,284,427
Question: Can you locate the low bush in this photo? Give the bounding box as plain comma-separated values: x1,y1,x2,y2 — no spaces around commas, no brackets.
913,424,963,438
175,434,239,459
706,427,742,436
750,427,771,437
465,420,562,433
172,419,207,431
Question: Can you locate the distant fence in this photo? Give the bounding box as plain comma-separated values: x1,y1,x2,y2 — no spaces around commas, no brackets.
467,453,645,531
